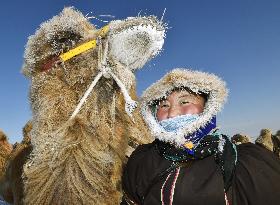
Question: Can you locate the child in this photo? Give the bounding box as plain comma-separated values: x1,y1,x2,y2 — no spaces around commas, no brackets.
122,68,280,205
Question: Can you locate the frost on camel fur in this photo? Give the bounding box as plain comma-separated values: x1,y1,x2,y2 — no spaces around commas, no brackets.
16,7,164,205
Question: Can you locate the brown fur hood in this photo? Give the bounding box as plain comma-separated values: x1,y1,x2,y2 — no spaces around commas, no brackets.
141,68,228,146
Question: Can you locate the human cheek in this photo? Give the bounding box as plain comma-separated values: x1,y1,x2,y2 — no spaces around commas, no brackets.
181,104,203,115
156,109,168,121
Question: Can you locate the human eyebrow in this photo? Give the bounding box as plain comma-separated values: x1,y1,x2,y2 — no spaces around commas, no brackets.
178,94,199,103
178,94,192,98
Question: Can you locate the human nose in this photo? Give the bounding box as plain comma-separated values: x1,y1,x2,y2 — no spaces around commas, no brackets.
167,105,180,118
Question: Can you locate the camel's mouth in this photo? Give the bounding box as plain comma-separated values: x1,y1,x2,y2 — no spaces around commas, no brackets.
108,16,166,71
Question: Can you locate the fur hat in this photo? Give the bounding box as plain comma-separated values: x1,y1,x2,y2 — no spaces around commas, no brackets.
141,68,228,146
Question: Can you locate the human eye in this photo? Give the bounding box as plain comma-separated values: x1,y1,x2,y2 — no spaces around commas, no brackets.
160,101,169,108
180,99,190,105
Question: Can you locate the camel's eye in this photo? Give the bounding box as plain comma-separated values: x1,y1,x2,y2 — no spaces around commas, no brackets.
50,31,82,53
38,31,82,72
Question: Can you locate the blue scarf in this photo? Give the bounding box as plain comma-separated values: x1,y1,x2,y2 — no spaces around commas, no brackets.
159,114,199,132
159,114,217,155
184,116,216,155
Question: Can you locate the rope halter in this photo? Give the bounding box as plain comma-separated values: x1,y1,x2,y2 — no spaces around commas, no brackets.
42,25,137,120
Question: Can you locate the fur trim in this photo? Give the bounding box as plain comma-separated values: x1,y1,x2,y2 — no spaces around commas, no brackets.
141,68,228,147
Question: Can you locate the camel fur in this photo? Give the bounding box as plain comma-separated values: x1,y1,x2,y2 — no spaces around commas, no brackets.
255,128,274,152
0,122,32,204
0,130,12,180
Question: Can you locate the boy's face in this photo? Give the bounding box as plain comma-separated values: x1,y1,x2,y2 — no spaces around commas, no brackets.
156,90,205,121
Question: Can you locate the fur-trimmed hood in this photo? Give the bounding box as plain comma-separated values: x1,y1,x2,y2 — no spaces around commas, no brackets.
141,68,228,147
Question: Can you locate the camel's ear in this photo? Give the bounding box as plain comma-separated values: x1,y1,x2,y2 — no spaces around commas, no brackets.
107,16,166,71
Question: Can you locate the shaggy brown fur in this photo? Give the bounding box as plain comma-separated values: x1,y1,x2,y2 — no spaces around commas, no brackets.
0,130,13,204
0,122,32,204
231,134,251,145
0,130,12,179
255,129,274,152
3,7,165,205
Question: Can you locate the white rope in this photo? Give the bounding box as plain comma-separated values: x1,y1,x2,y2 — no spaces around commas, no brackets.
70,72,103,119
109,70,137,117
70,37,137,120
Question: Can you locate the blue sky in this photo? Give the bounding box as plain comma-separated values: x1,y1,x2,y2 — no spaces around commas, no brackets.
0,0,279,143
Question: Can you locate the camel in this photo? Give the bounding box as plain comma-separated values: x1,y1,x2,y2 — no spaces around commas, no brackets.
0,130,12,180
231,133,251,145
0,122,32,204
255,128,274,152
0,7,165,205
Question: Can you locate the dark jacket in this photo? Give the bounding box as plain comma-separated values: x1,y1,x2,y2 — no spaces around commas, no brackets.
122,141,280,205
